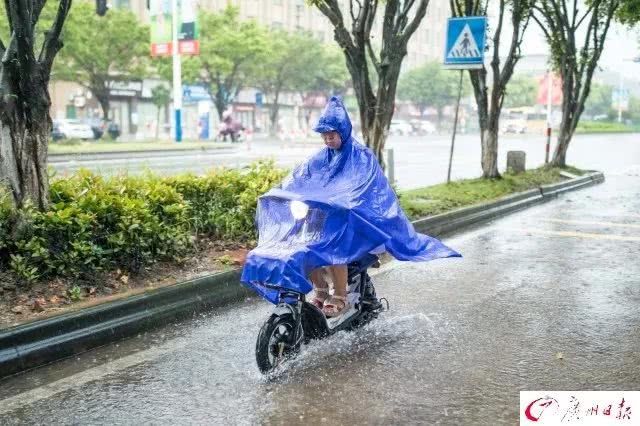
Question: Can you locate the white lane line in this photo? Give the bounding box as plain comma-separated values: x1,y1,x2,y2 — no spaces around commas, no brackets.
502,227,640,242
0,342,180,415
541,218,640,229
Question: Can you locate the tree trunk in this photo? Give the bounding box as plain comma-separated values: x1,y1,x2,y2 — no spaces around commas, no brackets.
155,106,161,140
0,0,70,209
481,127,500,178
348,55,401,169
96,94,110,121
269,90,281,137
0,94,51,209
213,86,227,121
468,69,500,178
551,111,575,167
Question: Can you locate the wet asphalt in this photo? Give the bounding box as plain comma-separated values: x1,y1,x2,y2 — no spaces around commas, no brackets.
0,136,639,424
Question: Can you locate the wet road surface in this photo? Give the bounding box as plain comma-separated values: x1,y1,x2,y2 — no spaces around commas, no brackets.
1,138,638,424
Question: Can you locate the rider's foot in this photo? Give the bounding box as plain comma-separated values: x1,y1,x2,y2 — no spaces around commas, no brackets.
311,287,330,309
323,295,349,318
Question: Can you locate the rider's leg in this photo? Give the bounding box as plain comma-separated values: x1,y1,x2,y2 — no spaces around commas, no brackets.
310,267,330,308
323,265,349,317
327,265,347,297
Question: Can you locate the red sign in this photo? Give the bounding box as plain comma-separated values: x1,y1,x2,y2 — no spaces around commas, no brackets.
178,40,200,55
537,73,563,106
151,42,171,57
151,41,200,57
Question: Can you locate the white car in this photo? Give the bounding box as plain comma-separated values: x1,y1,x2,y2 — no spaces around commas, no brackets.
389,120,413,136
54,119,95,140
413,120,437,135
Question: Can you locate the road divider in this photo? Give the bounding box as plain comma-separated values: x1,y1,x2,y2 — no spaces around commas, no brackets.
0,171,604,379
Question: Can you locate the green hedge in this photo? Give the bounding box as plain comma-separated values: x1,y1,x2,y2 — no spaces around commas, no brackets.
576,121,640,133
0,162,285,283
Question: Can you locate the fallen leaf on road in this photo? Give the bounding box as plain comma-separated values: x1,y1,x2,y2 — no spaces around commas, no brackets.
556,352,564,360
120,275,129,284
49,295,61,304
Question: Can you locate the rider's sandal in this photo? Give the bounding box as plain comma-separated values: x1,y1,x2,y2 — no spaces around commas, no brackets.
323,295,349,318
311,287,330,309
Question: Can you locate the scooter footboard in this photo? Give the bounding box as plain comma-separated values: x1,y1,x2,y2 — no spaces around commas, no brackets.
301,302,329,340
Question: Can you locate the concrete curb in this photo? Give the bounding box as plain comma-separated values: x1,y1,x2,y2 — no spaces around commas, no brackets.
0,171,604,379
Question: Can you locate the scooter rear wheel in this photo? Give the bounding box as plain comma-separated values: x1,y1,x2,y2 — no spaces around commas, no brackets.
255,314,301,373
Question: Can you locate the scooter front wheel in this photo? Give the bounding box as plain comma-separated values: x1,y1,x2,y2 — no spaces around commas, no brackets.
255,314,301,373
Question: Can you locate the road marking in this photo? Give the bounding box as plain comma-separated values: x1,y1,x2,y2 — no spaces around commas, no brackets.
503,227,640,242
541,218,640,229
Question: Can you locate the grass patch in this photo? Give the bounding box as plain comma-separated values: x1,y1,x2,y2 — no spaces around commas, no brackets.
49,140,232,155
399,166,586,220
575,121,640,134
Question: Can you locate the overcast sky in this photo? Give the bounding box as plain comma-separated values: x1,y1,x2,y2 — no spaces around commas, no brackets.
521,19,640,79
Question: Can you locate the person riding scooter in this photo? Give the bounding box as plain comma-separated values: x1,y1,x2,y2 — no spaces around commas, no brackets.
241,97,460,319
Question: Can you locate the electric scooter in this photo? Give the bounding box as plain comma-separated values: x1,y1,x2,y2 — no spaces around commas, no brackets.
255,253,388,373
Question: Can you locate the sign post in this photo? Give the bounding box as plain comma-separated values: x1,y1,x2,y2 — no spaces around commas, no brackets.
546,69,552,163
443,16,487,184
171,0,182,142
150,0,199,143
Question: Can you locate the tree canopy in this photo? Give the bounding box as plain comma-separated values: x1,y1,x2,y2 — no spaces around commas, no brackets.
397,61,465,124
309,0,430,164
179,6,269,119
532,0,631,166
54,2,150,120
257,30,348,132
503,75,537,108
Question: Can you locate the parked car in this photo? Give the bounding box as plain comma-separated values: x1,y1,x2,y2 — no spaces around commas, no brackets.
389,120,413,136
54,119,95,140
501,120,527,134
410,120,437,135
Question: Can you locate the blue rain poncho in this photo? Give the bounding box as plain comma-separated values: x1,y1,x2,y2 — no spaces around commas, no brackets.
241,97,460,304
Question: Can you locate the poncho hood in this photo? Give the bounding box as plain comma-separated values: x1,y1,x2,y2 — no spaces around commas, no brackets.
312,96,353,144
241,97,460,304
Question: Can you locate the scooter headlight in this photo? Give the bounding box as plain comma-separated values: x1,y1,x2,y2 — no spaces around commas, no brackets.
290,200,309,220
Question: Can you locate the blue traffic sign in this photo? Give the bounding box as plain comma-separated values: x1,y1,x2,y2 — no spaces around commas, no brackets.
443,16,487,69
183,85,211,103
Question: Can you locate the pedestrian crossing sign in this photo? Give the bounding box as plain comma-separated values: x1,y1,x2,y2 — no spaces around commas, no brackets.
443,16,487,69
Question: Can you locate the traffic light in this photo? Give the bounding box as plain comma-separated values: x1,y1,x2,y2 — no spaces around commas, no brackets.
96,0,108,16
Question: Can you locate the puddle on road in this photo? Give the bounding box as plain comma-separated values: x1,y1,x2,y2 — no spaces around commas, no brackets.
262,311,449,381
